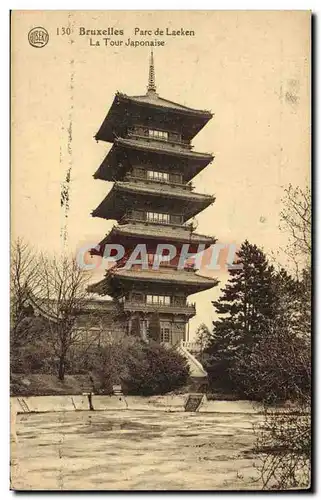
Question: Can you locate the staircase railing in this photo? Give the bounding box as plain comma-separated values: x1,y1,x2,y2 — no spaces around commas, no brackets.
180,340,201,352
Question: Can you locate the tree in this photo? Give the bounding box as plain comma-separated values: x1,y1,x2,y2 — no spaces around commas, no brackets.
248,184,311,490
279,184,311,274
148,311,161,342
234,270,311,402
206,240,276,394
254,406,311,490
251,307,311,489
38,253,93,380
10,239,44,352
195,323,211,363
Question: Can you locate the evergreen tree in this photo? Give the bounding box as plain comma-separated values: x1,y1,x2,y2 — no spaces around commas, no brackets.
195,323,211,363
206,240,276,394
234,267,310,401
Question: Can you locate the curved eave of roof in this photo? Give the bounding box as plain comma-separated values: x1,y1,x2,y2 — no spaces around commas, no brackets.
119,92,213,118
112,269,218,291
25,293,116,318
115,181,215,203
89,270,218,294
87,280,108,295
93,140,214,182
78,299,116,313
91,182,215,221
24,295,59,323
95,92,213,143
94,224,216,248
116,138,213,162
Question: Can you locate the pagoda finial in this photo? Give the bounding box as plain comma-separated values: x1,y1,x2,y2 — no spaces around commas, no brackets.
147,50,157,94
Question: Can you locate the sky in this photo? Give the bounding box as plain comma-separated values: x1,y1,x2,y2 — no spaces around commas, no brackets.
11,10,310,336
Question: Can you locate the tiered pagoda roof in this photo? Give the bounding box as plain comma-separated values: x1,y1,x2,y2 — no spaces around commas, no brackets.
89,268,218,296
94,137,214,182
90,51,217,327
92,223,216,254
95,92,213,144
92,180,215,222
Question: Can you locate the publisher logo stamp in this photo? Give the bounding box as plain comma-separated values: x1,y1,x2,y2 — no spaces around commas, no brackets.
28,27,49,48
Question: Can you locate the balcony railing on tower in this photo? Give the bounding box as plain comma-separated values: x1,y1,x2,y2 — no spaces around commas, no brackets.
118,298,196,316
126,128,193,150
124,174,194,191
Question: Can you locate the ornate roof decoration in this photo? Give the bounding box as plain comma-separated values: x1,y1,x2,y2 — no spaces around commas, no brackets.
147,50,157,93
95,53,213,143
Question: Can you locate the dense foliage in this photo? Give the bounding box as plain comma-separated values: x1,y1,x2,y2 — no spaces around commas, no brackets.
126,342,190,395
84,338,190,395
206,240,310,403
12,333,190,396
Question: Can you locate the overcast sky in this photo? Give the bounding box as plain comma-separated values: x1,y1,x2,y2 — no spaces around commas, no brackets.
12,10,310,335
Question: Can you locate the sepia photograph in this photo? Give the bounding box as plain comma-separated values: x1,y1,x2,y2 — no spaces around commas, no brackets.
10,10,311,491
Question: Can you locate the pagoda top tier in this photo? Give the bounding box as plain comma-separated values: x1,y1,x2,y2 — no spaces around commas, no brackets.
95,92,212,143
95,52,212,143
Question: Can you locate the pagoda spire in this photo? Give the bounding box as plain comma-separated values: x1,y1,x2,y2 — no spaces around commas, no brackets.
147,50,157,94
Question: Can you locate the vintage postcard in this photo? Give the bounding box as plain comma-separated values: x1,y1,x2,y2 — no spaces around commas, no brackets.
10,10,311,491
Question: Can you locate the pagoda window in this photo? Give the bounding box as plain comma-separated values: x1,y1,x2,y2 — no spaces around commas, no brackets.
148,129,168,140
146,211,170,224
147,170,169,183
147,253,171,267
146,295,171,306
131,210,145,221
169,173,182,184
133,167,146,178
171,214,182,225
132,292,143,302
174,296,186,306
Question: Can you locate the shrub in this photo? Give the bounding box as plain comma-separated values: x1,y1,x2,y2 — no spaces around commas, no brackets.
126,342,190,396
233,325,311,403
87,338,190,396
254,403,311,489
11,339,55,374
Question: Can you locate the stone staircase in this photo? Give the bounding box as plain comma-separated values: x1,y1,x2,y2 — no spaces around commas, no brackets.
184,394,204,412
112,384,124,397
176,341,207,379
17,397,30,413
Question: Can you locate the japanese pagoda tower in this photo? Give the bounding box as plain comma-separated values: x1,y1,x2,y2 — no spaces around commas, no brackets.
89,52,218,344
